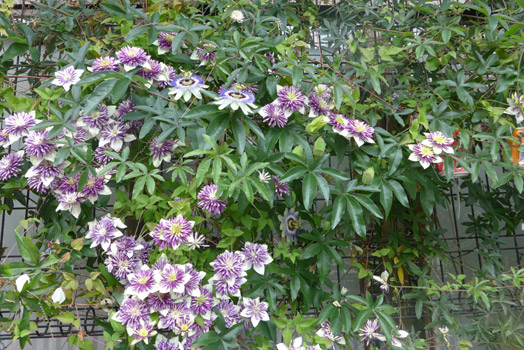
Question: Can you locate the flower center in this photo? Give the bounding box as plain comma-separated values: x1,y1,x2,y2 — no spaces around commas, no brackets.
286,91,297,101
287,218,300,229
139,328,149,337
138,277,149,285
355,124,366,132
128,50,137,58
335,116,346,125
433,135,445,144
180,78,196,87
118,260,128,269
229,91,246,100
170,223,183,235
168,273,179,281
420,146,434,156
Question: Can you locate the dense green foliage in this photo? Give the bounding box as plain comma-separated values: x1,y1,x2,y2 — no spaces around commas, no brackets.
1,0,524,349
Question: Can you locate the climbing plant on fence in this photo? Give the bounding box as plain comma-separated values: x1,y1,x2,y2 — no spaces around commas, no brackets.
1,0,524,349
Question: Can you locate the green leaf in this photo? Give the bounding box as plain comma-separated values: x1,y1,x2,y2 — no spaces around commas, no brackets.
346,197,366,237
231,117,246,154
125,25,149,42
302,173,317,211
331,195,346,229
353,194,383,219
280,166,307,182
266,76,278,99
112,78,131,104
132,176,146,199
1,43,28,62
15,232,40,265
0,262,33,276
195,158,211,187
290,275,300,301
353,309,373,332
292,66,303,87
83,79,118,115
387,180,409,207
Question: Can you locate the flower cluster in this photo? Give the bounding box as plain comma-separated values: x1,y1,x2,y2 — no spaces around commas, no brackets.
408,131,454,169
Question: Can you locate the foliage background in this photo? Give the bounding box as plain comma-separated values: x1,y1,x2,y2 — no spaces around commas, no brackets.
0,0,524,349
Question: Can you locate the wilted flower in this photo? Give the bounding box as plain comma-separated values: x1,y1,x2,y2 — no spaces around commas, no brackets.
116,46,148,71
279,208,301,239
422,131,454,154
257,169,271,183
169,73,208,101
259,103,288,128
190,43,218,65
317,320,345,345
88,56,120,72
185,232,208,250
240,297,269,327
213,84,257,115
230,10,244,23
52,66,84,91
273,175,290,196
277,86,308,114
408,142,443,169
197,184,227,215
0,152,24,181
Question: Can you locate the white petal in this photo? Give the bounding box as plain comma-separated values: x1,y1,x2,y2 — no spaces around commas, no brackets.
253,264,265,275
52,287,66,304
276,344,289,350
16,274,30,292
251,316,260,327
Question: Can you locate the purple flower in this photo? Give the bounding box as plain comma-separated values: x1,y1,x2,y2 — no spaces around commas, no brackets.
408,142,442,169
131,321,157,345
422,131,454,154
105,251,140,280
372,271,390,294
154,32,179,54
52,66,84,91
273,176,290,196
156,264,190,294
57,173,80,194
266,52,276,67
0,129,11,147
316,321,345,344
183,264,205,297
324,112,350,133
241,242,273,275
56,191,83,218
79,104,111,137
25,129,55,164
108,236,143,257
240,297,269,327
28,175,50,193
117,98,136,118
174,313,197,337
213,278,245,298
112,298,150,329
147,293,174,312
156,63,177,88
60,123,88,145
25,160,66,188
150,137,176,167
190,285,215,317
259,103,288,128
155,338,180,350
191,43,217,65
100,121,136,152
5,111,36,142
308,93,332,118
312,84,333,101
213,84,257,115
279,208,301,239
359,319,383,346
85,214,125,251
197,184,227,215
505,92,524,124
80,174,111,203
89,56,120,72
137,58,163,82
116,46,148,71
158,301,192,330
150,219,171,250
277,86,307,114
185,232,208,250
216,299,242,328
169,73,207,101
345,119,375,147
210,250,246,283
94,145,115,165
0,152,24,181
125,265,158,299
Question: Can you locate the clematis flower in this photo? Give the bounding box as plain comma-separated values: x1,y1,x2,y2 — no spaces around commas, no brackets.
52,66,84,91
116,46,148,71
308,93,332,118
279,208,301,239
94,145,115,165
25,129,56,165
185,232,208,250
156,264,190,294
324,112,351,134
277,86,308,114
210,250,246,284
240,297,269,327
241,242,273,275
158,301,192,330
408,142,443,169
117,98,136,118
55,191,83,218
105,251,140,280
213,84,257,115
197,184,227,215
230,10,244,23
155,63,177,89
80,174,111,203
277,337,305,350
216,299,242,327
85,214,125,251
505,92,524,124
112,298,150,329
154,337,181,350
372,270,390,293
190,43,218,65
78,104,112,137
137,58,163,83
150,137,182,167
130,321,157,345
88,56,120,72
317,320,345,345
153,32,179,55
0,151,24,181
99,121,136,152
25,159,67,188
5,111,36,143
190,285,215,317
169,73,208,101
422,131,454,154
259,103,288,127
125,265,158,299
359,319,383,346
345,119,375,147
